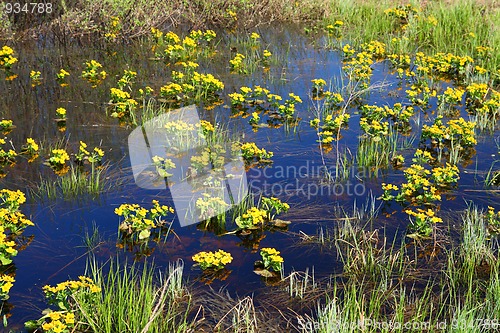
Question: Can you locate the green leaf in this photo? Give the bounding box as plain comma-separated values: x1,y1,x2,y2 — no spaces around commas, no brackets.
24,320,39,331
0,255,12,266
138,229,151,240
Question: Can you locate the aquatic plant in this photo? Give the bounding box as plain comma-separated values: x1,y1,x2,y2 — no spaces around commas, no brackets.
0,119,13,133
21,137,39,161
234,197,289,230
47,148,70,175
239,142,273,163
108,87,138,122
310,113,350,144
260,247,284,272
0,45,17,71
0,274,14,300
72,259,191,333
55,107,67,120
29,70,42,86
116,69,136,90
152,156,176,178
235,207,268,229
325,20,344,39
230,53,246,74
192,249,233,270
56,68,70,86
25,276,100,332
115,200,175,241
405,207,442,239
0,138,17,167
486,206,500,235
105,16,121,41
81,60,107,87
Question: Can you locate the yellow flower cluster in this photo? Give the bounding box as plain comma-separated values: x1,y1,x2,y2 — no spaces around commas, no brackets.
41,311,75,333
250,32,260,41
192,249,233,270
312,113,350,144
380,161,446,205
182,36,197,49
154,29,216,62
43,275,101,294
0,119,13,131
0,225,17,260
388,53,411,69
23,137,39,159
260,247,283,261
381,183,399,191
227,9,237,20
105,16,121,40
196,193,229,221
164,120,195,132
30,70,42,86
326,20,343,38
55,107,66,119
110,87,131,102
466,83,488,100
384,4,418,21
0,274,14,295
440,86,465,105
431,163,459,185
243,207,268,224
108,86,137,120
487,206,500,234
75,141,104,164
48,149,70,167
412,149,433,164
235,207,269,229
466,83,500,118
0,45,18,70
405,208,442,238
0,189,34,237
81,60,107,87
192,71,224,91
200,120,215,133
160,82,183,97
116,200,174,239
240,142,273,161
343,51,375,87
360,117,389,138
117,69,137,90
151,27,163,41
415,52,473,80
0,138,16,166
56,68,70,82
422,116,476,146
152,156,176,178
260,247,284,271
311,78,326,87
230,53,246,73
361,40,386,59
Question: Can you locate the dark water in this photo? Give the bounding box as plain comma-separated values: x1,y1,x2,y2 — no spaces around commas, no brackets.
0,24,499,330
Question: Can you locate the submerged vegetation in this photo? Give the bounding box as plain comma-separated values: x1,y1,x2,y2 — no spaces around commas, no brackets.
0,0,499,332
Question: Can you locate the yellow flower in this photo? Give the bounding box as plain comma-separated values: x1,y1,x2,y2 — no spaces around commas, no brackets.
48,311,62,320
1,281,13,293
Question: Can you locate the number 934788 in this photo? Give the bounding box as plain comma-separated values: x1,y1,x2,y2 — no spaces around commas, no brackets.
4,2,53,14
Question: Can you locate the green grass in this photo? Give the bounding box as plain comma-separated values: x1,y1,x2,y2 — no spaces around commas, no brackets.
75,258,193,333
302,203,500,332
355,127,400,176
324,0,500,71
5,0,498,73
31,163,111,201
